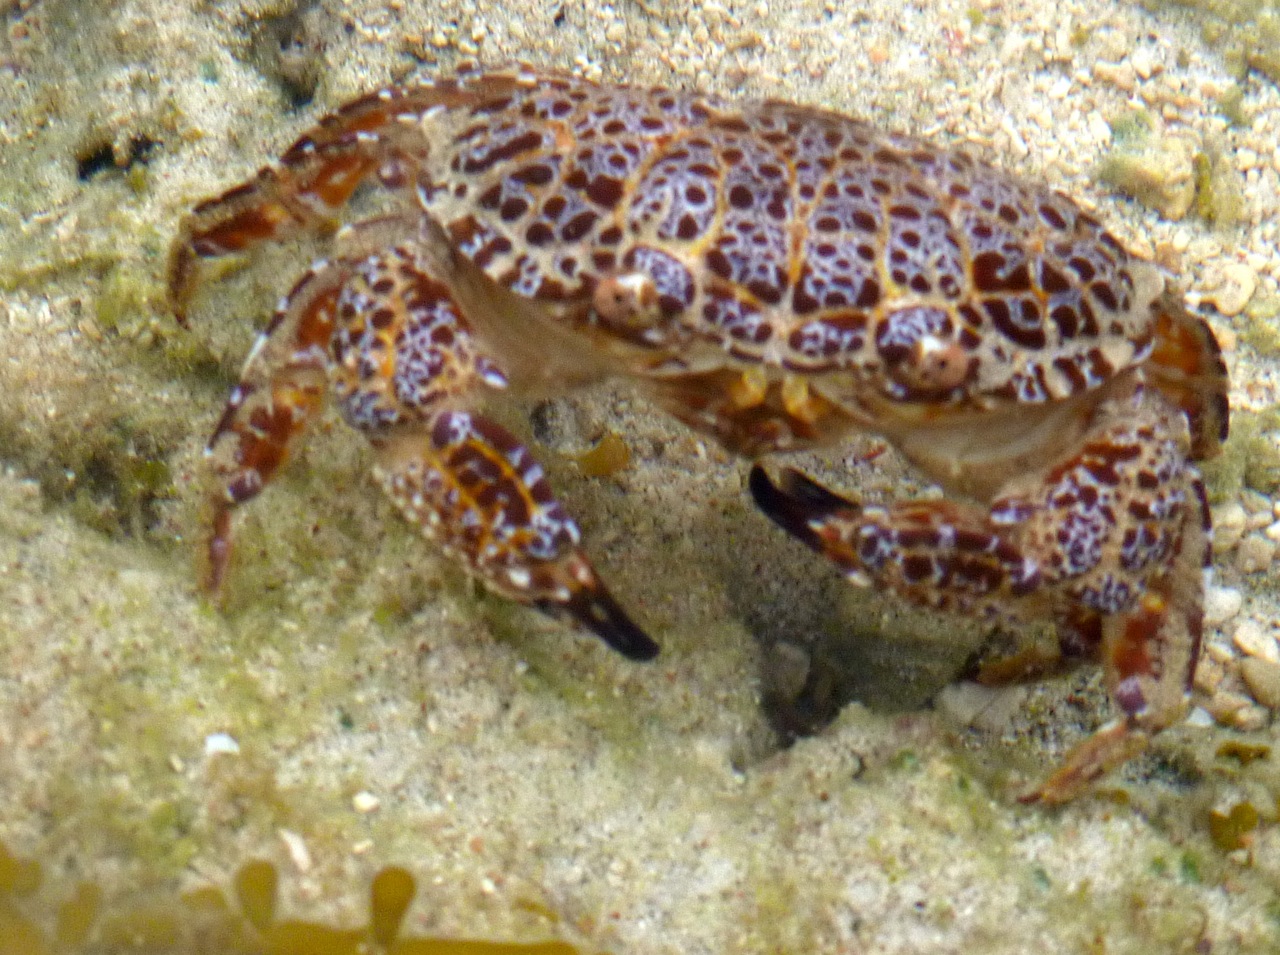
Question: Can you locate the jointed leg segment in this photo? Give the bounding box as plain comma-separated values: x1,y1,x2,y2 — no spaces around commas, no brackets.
170,82,473,322
193,236,657,659
373,413,658,660
751,388,1207,802
202,260,344,591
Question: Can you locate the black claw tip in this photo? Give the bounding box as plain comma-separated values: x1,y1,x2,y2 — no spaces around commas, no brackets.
749,465,854,550
545,586,660,661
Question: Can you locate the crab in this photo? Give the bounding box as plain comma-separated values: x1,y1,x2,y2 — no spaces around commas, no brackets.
169,65,1228,804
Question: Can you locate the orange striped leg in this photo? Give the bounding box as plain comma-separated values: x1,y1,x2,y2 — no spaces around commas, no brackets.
1144,292,1229,460
749,466,1043,619
1023,471,1209,804
167,84,460,321
372,415,658,661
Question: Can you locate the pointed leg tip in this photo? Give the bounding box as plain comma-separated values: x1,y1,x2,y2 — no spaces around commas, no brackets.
1015,786,1055,807
609,624,661,662
548,586,660,661
1016,722,1149,806
746,462,774,497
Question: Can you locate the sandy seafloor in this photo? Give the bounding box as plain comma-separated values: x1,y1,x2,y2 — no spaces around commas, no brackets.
2,0,1280,951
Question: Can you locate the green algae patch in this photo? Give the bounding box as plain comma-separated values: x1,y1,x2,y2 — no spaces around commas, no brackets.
47,419,180,540
1097,115,1244,225
1097,125,1196,220
1191,146,1245,227
1215,83,1251,125
1241,293,1280,355
1140,0,1280,84
94,261,162,337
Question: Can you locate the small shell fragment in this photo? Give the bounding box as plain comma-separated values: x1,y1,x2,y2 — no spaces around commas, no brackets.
1207,262,1259,317
278,829,313,873
1203,585,1243,626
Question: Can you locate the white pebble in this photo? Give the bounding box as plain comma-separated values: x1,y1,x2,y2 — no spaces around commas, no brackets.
1203,585,1243,627
1231,703,1270,732
1205,639,1236,665
353,791,381,814
204,732,240,756
1233,619,1280,664
1130,47,1160,80
1205,688,1252,723
1185,706,1215,728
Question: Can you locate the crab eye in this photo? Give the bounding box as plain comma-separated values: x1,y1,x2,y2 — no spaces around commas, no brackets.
592,271,658,327
875,305,973,396
912,335,970,390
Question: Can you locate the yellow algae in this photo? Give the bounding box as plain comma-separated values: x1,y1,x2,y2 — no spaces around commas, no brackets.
1215,740,1272,765
54,883,102,948
234,860,279,933
572,432,631,478
1207,802,1260,852
370,866,416,945
0,906,50,955
0,844,593,954
0,846,41,897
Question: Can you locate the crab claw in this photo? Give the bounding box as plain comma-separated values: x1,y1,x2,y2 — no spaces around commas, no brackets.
749,464,858,555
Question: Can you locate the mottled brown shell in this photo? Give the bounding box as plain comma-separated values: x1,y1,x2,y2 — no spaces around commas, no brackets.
416,67,1162,417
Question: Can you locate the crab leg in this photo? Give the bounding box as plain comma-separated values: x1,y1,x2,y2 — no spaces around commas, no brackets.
167,77,504,321
201,221,657,659
750,391,1208,802
749,466,1048,617
202,259,348,592
1026,471,1208,804
372,414,658,660
332,243,657,660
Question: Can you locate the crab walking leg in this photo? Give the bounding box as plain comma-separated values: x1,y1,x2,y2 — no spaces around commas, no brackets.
372,416,658,661
1006,398,1210,803
319,243,657,661
202,260,348,593
1024,472,1209,804
749,466,1046,616
167,79,499,320
750,388,1208,801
